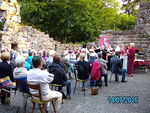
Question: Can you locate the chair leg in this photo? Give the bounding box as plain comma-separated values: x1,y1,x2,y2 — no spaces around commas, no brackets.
52,101,57,113
73,80,77,95
24,100,27,113
31,102,35,113
41,104,46,113
51,86,53,90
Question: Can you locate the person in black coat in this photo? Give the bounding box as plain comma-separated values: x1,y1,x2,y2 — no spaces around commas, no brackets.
48,55,71,98
110,52,127,82
0,52,15,104
75,53,91,91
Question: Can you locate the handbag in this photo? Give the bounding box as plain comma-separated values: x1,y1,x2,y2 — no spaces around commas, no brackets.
0,76,13,89
91,86,99,95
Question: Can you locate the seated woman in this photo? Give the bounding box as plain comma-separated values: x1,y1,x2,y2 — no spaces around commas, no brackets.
48,55,71,99
75,53,91,91
13,55,28,78
0,52,15,104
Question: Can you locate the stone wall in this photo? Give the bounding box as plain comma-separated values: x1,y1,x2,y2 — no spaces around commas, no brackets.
101,2,150,59
0,0,74,54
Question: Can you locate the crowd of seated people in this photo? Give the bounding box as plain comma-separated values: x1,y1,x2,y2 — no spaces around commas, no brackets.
0,42,139,112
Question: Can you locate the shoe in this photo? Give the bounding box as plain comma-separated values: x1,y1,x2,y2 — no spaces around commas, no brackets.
115,79,118,82
82,88,88,91
121,80,127,83
66,95,72,99
105,84,108,86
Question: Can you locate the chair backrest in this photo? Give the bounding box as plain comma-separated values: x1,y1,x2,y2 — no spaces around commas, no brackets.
26,81,43,101
49,68,63,85
15,77,29,94
74,65,86,80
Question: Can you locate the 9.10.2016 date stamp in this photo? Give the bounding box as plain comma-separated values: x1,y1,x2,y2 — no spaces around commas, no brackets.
108,96,138,104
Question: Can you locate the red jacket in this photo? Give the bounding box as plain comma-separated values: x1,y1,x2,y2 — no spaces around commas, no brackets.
90,62,101,81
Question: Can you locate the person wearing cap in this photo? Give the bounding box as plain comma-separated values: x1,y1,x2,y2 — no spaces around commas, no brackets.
75,53,91,91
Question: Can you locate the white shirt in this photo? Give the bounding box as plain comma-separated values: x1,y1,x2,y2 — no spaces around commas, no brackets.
64,50,70,61
115,46,120,52
27,68,54,96
89,49,97,57
13,67,28,78
81,48,90,61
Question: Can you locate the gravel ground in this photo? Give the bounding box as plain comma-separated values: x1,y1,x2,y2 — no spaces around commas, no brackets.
0,71,150,113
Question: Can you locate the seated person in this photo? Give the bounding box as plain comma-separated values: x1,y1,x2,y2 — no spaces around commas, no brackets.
110,52,127,82
75,53,91,91
0,52,15,104
95,52,108,86
13,55,28,78
48,55,71,99
27,56,62,112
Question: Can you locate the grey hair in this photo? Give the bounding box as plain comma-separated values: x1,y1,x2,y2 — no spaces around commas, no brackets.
15,55,25,67
98,52,103,58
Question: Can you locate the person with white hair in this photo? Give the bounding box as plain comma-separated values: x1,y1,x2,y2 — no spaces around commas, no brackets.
13,55,28,78
46,50,56,66
75,53,91,91
127,43,135,77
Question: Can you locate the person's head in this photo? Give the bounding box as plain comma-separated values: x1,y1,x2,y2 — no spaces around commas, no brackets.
65,47,69,50
98,52,103,58
32,56,43,68
1,52,10,62
80,53,86,61
115,51,120,57
28,51,33,56
37,51,43,57
15,55,25,67
130,43,135,48
53,55,60,63
82,44,87,48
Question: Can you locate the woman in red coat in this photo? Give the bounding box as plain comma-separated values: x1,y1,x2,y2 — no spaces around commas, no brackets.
127,43,135,77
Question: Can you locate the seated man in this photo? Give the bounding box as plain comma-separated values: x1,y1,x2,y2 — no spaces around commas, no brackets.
75,53,91,91
27,56,62,112
95,52,108,86
48,55,71,99
110,52,127,82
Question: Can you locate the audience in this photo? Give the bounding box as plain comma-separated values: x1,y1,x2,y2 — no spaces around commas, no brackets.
27,56,62,112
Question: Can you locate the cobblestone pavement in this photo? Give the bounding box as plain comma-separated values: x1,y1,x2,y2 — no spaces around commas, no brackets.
0,71,150,113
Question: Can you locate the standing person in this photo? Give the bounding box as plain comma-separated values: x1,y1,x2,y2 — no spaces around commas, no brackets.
89,46,97,64
114,43,121,52
110,52,127,82
27,56,62,112
64,47,70,61
81,44,90,61
127,43,135,77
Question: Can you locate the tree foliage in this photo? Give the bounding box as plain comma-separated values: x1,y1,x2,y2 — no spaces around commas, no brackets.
18,0,137,43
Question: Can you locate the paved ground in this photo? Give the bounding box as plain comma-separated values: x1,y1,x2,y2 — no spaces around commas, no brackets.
0,71,150,113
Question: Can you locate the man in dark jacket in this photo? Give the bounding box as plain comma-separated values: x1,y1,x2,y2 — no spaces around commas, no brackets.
48,55,71,99
110,52,127,82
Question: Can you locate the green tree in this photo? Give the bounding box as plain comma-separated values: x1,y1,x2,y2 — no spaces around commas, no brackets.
18,0,119,43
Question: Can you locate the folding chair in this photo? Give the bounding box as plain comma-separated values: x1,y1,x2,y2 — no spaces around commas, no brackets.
73,65,87,96
26,82,57,113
